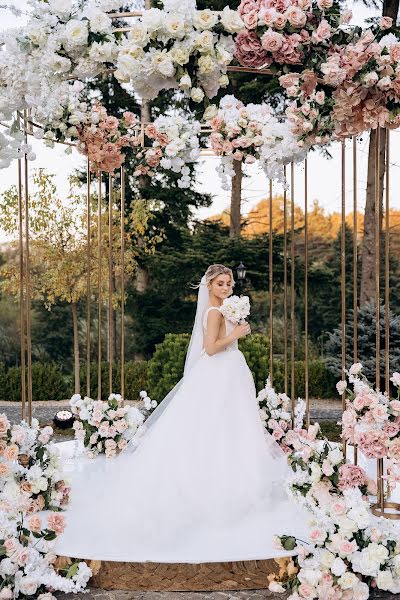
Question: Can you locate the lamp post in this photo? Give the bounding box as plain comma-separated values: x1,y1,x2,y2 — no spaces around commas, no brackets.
236,262,247,291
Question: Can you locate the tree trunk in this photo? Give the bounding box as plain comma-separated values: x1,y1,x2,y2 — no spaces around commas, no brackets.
230,160,243,238
71,302,80,394
360,0,399,306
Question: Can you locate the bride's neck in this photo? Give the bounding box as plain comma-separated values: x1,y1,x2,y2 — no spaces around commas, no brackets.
209,295,222,308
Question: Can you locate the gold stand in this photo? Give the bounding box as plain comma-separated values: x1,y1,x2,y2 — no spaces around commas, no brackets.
370,458,400,520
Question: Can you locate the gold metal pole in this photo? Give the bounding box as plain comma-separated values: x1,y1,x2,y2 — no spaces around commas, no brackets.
108,175,114,395
385,128,390,393
283,166,288,395
353,136,358,466
375,128,381,390
304,159,309,429
290,163,296,425
23,111,32,424
120,167,125,402
17,147,26,421
269,179,273,386
97,172,102,401
86,159,91,398
341,141,347,458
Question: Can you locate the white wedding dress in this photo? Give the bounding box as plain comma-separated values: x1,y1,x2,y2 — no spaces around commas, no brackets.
55,283,311,563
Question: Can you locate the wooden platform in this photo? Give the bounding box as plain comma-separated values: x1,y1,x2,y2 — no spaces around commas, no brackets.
89,559,282,591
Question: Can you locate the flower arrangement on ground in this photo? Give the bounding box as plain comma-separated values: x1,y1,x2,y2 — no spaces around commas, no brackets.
0,414,91,599
205,95,307,188
114,0,244,103
70,393,145,458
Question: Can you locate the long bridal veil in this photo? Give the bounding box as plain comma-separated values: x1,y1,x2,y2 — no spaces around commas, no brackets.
129,274,209,447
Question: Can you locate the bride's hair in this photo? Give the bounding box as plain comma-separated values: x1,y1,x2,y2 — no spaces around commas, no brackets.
205,264,235,286
191,264,235,289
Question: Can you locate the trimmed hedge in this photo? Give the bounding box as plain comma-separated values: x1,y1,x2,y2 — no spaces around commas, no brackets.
79,361,148,401
273,359,337,399
0,362,68,401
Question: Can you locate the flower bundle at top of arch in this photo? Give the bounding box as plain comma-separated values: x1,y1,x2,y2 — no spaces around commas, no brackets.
0,0,400,180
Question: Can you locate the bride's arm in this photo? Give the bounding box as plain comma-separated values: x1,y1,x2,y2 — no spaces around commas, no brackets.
203,310,250,356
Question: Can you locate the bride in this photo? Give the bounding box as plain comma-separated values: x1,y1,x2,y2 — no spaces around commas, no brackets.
56,264,311,563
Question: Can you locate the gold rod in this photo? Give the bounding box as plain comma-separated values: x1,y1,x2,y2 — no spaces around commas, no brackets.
97,172,102,401
17,150,26,421
283,166,288,396
341,141,347,458
375,128,381,390
353,136,358,466
385,128,390,393
23,111,32,424
108,175,113,396
304,159,309,429
86,159,91,398
290,163,296,425
120,167,125,402
269,179,273,386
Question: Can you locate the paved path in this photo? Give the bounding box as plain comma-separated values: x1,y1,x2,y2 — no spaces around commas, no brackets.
61,590,288,600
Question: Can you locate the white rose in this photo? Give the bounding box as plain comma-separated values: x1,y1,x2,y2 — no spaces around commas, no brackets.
352,549,380,577
216,44,232,66
298,567,322,587
19,579,38,597
218,74,229,87
377,570,394,590
268,581,285,593
198,54,215,75
165,14,186,38
158,59,176,77
349,362,363,376
27,26,48,46
338,572,358,589
331,557,347,576
321,459,334,476
190,87,205,102
129,24,149,46
170,46,190,65
179,74,192,90
141,8,164,33
319,549,335,569
327,446,343,466
390,372,400,387
115,54,139,82
64,19,89,47
336,380,347,395
195,30,214,52
368,542,389,564
310,462,322,483
221,6,245,33
203,105,218,120
47,54,71,73
193,10,218,30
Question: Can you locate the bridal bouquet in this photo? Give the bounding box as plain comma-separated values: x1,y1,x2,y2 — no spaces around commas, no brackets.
70,393,145,458
219,294,250,324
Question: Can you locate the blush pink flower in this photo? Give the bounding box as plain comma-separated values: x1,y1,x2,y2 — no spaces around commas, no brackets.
235,30,270,68
338,463,367,490
47,513,66,535
261,29,284,52
356,430,388,459
285,6,307,28
312,19,332,43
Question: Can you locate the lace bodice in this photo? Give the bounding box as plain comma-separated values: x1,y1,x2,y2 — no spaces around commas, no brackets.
202,307,238,353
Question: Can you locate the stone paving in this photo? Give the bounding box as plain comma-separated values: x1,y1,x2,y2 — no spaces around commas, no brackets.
61,589,289,600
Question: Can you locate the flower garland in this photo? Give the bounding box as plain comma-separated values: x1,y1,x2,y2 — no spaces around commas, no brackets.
114,0,244,103
205,95,307,188
0,414,91,599
70,393,145,458
138,115,201,188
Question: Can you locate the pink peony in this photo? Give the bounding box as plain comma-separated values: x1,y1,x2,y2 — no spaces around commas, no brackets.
238,0,260,18
356,430,388,459
388,438,400,460
338,463,367,490
383,421,400,437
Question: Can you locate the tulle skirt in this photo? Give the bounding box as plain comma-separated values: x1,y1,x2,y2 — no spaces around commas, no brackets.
55,349,311,562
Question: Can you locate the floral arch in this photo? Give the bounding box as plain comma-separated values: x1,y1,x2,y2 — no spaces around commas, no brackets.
1,1,400,600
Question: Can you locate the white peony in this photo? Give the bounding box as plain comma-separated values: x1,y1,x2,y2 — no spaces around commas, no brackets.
141,8,164,33
86,7,112,33
48,0,73,19
64,19,89,47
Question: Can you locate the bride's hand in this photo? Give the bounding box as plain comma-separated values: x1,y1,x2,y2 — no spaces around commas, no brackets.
234,321,251,340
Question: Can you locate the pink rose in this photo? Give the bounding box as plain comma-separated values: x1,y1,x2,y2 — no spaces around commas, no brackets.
298,583,317,599
390,399,400,413
17,548,30,566
47,513,65,535
261,29,284,52
123,111,137,126
312,19,332,42
317,0,333,9
330,500,346,516
383,421,400,437
238,0,260,18
28,515,42,533
309,527,326,544
380,16,393,29
285,6,307,28
388,438,400,460
242,9,259,28
372,404,388,422
339,539,357,556
0,415,10,437
259,7,277,26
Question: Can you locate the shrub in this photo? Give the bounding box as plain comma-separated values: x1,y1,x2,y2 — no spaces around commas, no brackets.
273,359,336,398
0,363,68,401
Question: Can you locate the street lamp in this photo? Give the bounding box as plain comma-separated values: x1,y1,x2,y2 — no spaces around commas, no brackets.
236,262,247,290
